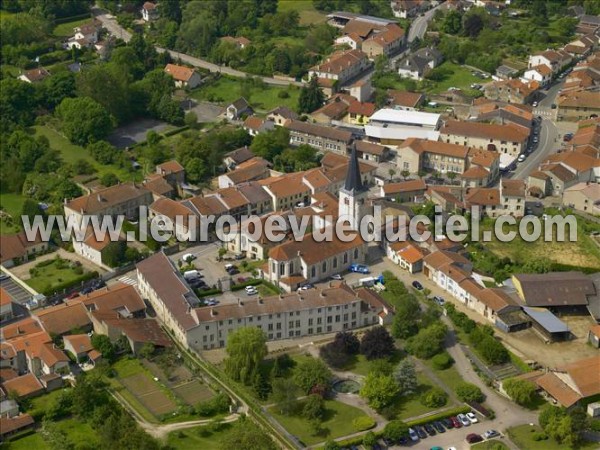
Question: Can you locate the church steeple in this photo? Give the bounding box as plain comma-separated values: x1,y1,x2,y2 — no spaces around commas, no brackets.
344,146,366,193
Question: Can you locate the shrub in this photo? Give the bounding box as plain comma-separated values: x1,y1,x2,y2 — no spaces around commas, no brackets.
352,416,376,431
455,382,485,403
278,90,290,98
420,387,448,408
532,432,548,441
431,352,454,370
195,393,230,416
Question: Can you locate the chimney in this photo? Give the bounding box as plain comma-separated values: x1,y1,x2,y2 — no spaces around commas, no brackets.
97,194,103,202
279,294,284,300
320,291,326,298
297,250,301,257
210,308,216,317
258,297,263,304
187,306,191,313
237,298,243,306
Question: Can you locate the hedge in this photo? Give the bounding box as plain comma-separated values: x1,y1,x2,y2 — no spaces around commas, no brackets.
39,271,99,296
197,288,222,298
352,415,376,432
231,279,262,291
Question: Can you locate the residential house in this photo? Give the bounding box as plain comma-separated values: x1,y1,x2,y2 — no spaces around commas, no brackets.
527,170,553,198
141,2,159,21
524,64,553,87
285,119,354,154
528,49,572,75
205,182,272,220
0,414,34,439
223,146,254,170
311,97,351,124
422,250,475,302
2,373,44,399
464,178,526,217
261,172,312,211
243,116,275,136
588,325,600,348
535,356,600,409
226,97,252,120
0,289,14,323
64,182,153,223
563,182,600,214
267,106,299,126
387,90,425,110
387,240,426,273
308,49,371,91
361,24,405,59
164,64,202,89
65,20,100,49
463,147,501,187
72,227,123,268
440,119,530,157
472,288,521,324
557,90,600,122
484,78,539,104
217,157,271,188
380,179,427,202
156,160,186,191
62,334,94,363
349,79,373,102
564,35,597,58
391,0,429,18
149,197,197,242
346,101,376,125
397,47,443,80
354,140,389,163
495,64,519,80
397,138,470,175
18,68,50,83
0,232,48,268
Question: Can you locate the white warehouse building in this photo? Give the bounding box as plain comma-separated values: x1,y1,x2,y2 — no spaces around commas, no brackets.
364,109,441,146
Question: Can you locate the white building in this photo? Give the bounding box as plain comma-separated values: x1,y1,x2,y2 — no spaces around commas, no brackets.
364,109,441,145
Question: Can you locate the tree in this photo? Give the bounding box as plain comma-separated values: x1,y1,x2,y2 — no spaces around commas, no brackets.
138,343,155,360
271,378,299,415
401,170,410,180
462,10,485,38
253,370,271,401
406,323,447,359
298,75,325,113
360,326,395,360
420,387,448,408
250,127,290,161
323,439,339,450
292,357,332,393
319,342,350,369
370,358,394,376
21,198,40,223
503,378,536,406
224,327,267,385
388,168,396,181
1,78,37,133
383,420,409,442
431,352,454,370
102,241,126,268
87,141,120,165
442,9,462,34
91,334,115,363
363,431,377,448
219,417,277,450
393,359,418,396
539,405,589,447
360,373,400,411
303,393,325,433
455,382,484,403
56,97,114,145
100,172,120,187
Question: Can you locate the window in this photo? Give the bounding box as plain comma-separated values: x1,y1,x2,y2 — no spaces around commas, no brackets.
311,266,316,277
276,332,281,338
295,320,300,327
317,317,322,324
335,315,340,322
308,318,313,325
289,321,294,328
268,324,273,331
343,253,348,264
322,261,327,272
327,316,332,323
333,257,337,268
308,328,313,334
276,322,281,330
354,248,359,259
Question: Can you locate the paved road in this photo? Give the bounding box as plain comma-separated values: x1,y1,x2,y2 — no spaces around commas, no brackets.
408,4,444,43
92,8,303,87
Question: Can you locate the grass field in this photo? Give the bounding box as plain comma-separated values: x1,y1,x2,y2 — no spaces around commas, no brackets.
166,423,234,449
425,62,490,95
3,432,49,450
391,373,443,420
340,352,402,377
25,258,93,294
507,424,599,450
26,388,69,420
190,77,300,112
424,360,464,394
33,125,140,182
277,0,327,25
0,192,27,234
5,418,101,450
270,399,368,446
53,17,92,37
472,440,510,450
172,380,214,406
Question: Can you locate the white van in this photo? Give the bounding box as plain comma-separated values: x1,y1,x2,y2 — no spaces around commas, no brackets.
183,270,200,280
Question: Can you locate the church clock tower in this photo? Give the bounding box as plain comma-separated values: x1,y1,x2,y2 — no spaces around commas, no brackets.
338,146,368,231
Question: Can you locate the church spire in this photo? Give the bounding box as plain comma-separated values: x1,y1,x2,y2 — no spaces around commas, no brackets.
344,146,366,193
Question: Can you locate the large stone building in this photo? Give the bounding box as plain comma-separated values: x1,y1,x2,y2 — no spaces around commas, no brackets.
285,120,354,154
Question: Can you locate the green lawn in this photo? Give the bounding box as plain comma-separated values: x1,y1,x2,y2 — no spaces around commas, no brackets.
112,357,146,378
25,388,70,420
472,440,510,450
391,373,441,421
340,353,402,377
507,424,599,450
277,0,327,25
25,258,93,294
53,18,93,37
0,192,27,234
2,432,49,450
425,62,490,95
190,77,300,113
424,360,464,393
166,423,234,450
33,125,141,182
270,399,368,446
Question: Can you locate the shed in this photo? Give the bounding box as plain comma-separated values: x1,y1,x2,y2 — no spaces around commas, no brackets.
522,306,571,342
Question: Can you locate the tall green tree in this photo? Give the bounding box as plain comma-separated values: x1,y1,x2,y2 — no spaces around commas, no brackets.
292,357,333,393
56,97,114,145
298,76,325,113
360,373,400,411
224,327,267,384
219,417,277,450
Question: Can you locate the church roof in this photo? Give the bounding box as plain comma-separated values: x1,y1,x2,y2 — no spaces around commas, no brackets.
343,147,366,193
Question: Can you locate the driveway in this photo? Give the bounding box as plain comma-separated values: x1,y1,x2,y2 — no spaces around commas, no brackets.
183,100,224,123
108,118,170,149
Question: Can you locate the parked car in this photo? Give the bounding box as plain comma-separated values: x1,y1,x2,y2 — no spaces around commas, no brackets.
227,268,239,275
518,154,527,163
430,447,443,450
234,253,245,260
433,296,445,306
408,428,419,442
80,287,93,295
330,274,343,280
532,101,538,107
551,103,557,109
466,433,483,444
66,292,80,300
415,426,428,439
349,264,369,274
483,429,500,439
466,412,479,424
563,133,574,141
450,416,462,428
441,418,454,429
457,414,471,427
423,423,436,436
412,280,423,290
237,277,247,283
432,421,446,433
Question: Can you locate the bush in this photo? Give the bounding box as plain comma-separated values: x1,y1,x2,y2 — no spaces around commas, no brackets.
431,352,454,370
455,382,484,403
352,416,376,432
532,432,548,441
195,393,230,416
277,90,290,98
420,387,448,408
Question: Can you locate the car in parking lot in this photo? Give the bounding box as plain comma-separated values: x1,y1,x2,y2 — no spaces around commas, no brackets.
81,286,93,295
415,426,427,439
408,427,419,441
457,414,471,426
432,421,445,433
298,283,314,290
441,418,454,429
450,416,462,428
423,423,436,436
466,433,483,444
466,412,479,424
433,296,445,306
412,280,423,290
67,292,80,300
518,154,527,163
564,133,574,141
330,274,343,280
349,264,369,274
483,429,500,439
